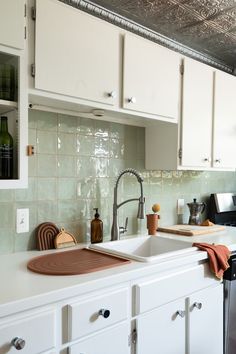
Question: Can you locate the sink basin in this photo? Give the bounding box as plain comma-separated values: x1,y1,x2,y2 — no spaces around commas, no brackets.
89,235,194,262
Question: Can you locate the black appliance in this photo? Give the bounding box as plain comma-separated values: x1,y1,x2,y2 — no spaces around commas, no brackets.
208,193,236,354
208,193,236,226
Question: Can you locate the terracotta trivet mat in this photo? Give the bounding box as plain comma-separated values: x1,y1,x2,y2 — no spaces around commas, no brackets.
27,248,131,275
37,222,59,250
158,224,226,236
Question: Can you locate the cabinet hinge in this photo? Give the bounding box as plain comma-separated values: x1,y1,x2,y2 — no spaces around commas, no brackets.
24,26,27,39
31,6,36,20
24,3,27,17
130,329,137,345
180,63,184,75
31,64,35,77
178,148,182,159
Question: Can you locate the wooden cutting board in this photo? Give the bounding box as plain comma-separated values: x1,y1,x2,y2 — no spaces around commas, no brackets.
158,224,226,236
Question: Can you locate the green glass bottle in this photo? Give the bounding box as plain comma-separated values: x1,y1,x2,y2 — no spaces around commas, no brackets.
0,116,13,179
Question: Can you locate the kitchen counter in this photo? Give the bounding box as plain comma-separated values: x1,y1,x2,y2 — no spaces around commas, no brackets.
1,226,236,318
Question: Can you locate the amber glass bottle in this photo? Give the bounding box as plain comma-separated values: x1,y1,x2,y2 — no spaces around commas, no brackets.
91,208,103,244
0,116,13,179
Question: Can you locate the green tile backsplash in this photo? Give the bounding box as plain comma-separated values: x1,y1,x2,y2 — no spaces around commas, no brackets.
0,110,235,254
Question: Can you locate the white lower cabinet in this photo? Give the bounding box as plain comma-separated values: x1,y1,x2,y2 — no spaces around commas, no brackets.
0,308,56,354
189,285,223,354
137,297,185,354
69,323,130,354
136,283,223,354
0,265,224,354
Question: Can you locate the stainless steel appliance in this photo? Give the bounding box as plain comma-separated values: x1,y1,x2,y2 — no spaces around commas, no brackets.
187,198,206,225
208,193,236,354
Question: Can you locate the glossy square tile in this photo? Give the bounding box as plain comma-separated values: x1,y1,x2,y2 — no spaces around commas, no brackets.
0,229,14,254
94,120,109,137
77,156,96,179
77,135,95,156
58,178,77,200
37,201,57,223
0,203,14,228
58,200,77,222
36,111,58,131
15,177,37,201
77,178,96,199
95,137,109,157
58,133,76,155
37,131,57,154
58,114,78,133
58,155,76,177
37,178,57,200
37,155,57,177
110,138,124,159
77,117,95,135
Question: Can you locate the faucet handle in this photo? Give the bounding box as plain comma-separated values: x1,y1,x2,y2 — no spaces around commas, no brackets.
119,217,128,234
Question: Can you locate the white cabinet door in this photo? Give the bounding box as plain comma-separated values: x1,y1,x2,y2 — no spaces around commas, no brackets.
137,298,186,354
189,284,223,354
69,323,130,354
181,58,213,168
123,33,180,120
35,0,119,107
213,70,236,169
0,0,25,50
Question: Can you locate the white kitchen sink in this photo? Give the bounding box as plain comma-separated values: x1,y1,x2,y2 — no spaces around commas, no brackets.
89,235,194,262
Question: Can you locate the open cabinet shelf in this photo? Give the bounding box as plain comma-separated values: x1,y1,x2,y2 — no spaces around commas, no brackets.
0,99,17,114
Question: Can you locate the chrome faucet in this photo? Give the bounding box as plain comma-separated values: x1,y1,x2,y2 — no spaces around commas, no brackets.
111,168,145,241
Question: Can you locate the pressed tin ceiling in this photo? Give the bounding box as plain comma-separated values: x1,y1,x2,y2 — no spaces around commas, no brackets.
62,0,236,72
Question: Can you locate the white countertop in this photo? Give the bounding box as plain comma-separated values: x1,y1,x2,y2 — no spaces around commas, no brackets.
0,226,236,318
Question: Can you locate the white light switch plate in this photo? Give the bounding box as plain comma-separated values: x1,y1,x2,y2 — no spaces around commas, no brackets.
16,208,29,233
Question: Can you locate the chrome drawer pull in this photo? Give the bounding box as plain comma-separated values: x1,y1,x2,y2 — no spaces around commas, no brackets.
99,309,110,318
176,310,185,318
12,337,26,350
193,302,202,310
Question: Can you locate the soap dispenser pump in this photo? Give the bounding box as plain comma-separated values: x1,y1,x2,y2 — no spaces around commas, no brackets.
91,208,103,244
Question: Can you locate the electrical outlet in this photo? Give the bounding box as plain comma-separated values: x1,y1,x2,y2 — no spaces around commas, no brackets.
177,199,185,215
16,209,29,233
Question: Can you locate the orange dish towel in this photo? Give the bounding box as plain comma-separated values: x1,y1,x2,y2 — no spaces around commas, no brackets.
193,242,231,279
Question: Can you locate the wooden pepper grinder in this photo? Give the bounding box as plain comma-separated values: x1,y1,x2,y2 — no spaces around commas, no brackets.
146,204,161,235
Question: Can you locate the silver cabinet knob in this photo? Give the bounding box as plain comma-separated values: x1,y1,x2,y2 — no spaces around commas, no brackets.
99,309,110,318
108,91,116,98
215,158,221,163
204,157,210,162
128,97,136,104
176,310,185,318
193,302,202,310
12,337,26,350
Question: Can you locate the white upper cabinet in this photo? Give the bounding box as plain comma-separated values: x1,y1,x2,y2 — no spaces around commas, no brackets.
181,58,213,168
34,0,120,107
0,0,25,50
213,70,236,169
146,58,236,171
123,33,180,121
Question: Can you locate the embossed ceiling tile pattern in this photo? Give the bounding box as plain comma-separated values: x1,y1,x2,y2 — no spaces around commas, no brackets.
88,0,236,68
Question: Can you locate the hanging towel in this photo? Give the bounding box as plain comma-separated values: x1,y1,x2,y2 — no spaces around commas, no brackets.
192,242,231,279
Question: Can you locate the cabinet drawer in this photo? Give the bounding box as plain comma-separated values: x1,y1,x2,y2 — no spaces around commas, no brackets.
135,264,220,314
68,288,128,340
0,310,55,354
69,323,130,354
